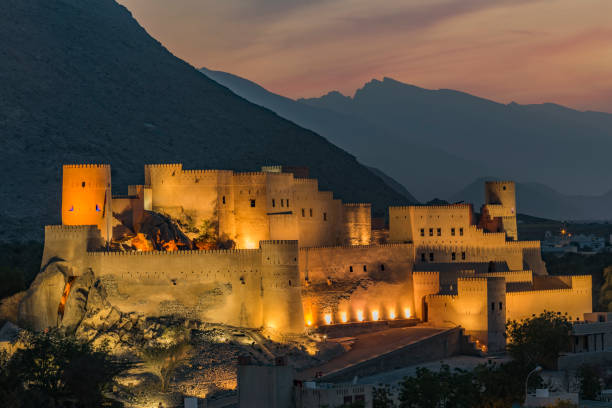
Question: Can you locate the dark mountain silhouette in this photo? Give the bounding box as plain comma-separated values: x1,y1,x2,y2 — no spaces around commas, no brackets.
300,78,612,200
200,68,488,201
450,178,612,221
0,0,410,242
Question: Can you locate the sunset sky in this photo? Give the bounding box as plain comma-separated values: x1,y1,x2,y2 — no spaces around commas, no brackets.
119,0,612,112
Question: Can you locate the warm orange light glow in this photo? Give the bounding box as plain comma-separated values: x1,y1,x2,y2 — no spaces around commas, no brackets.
132,233,154,251
372,310,379,321
389,310,396,319
404,307,411,318
306,320,312,326
357,310,364,322
324,314,332,325
561,229,566,235
340,312,348,323
162,240,179,252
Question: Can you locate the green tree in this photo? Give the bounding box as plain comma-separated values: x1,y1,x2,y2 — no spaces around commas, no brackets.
398,365,480,408
577,364,602,400
598,265,612,311
506,311,572,369
0,329,130,407
373,385,395,408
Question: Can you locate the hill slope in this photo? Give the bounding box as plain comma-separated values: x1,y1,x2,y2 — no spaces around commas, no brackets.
200,68,487,201
0,0,410,241
300,78,612,200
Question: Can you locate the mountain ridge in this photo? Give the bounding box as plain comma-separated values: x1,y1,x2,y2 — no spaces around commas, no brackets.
0,0,410,241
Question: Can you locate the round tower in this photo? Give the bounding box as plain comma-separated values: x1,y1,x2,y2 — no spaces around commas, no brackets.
484,181,517,240
260,240,304,333
62,164,112,242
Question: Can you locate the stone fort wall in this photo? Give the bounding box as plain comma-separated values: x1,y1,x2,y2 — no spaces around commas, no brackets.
43,225,304,332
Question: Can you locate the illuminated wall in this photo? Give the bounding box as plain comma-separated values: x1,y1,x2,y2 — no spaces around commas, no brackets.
141,164,369,249
61,164,112,241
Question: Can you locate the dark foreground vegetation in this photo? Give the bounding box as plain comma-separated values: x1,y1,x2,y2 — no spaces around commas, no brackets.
372,312,609,408
0,329,131,407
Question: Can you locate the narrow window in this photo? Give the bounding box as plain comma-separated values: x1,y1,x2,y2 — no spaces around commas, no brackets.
499,302,503,310
95,204,101,212
309,208,313,217
421,253,426,262
222,196,226,205
437,228,441,236
491,302,495,311
460,228,464,236
429,228,434,236
272,199,276,207
420,228,425,237
429,252,434,262
286,199,290,207
281,199,284,207
250,199,256,208
81,181,86,188
349,266,353,272
302,208,305,217
380,264,385,271
323,212,327,221
461,252,466,260
451,252,456,261
363,265,367,272
451,228,455,236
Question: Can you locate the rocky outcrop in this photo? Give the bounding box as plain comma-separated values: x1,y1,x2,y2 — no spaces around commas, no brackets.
17,260,111,333
18,261,70,330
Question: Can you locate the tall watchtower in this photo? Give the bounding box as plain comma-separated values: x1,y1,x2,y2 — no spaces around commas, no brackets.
61,164,112,242
484,181,517,241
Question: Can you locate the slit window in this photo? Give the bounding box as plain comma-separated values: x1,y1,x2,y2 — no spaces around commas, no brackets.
429,228,434,236
222,196,226,205
281,199,284,207
451,228,455,236
491,302,495,311
380,264,385,271
272,199,276,207
286,199,290,207
429,252,434,262
420,228,425,237
363,265,367,272
499,302,503,310
323,212,327,221
460,228,464,236
309,208,313,217
451,252,456,261
302,208,305,217
437,228,441,236
81,181,86,187
250,199,256,207
421,253,426,262
461,252,466,260
349,266,353,272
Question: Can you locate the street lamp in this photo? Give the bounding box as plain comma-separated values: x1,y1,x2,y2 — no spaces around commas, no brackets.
524,366,543,404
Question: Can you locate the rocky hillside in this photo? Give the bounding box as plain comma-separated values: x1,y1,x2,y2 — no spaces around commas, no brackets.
0,0,409,242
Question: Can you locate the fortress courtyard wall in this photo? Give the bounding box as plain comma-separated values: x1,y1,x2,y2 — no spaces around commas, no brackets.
299,243,415,326
506,275,592,322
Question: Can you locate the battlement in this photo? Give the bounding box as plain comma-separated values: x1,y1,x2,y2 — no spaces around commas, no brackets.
344,203,372,207
63,164,110,169
300,242,412,251
485,180,515,186
86,248,260,256
145,163,183,169
413,271,440,277
260,240,299,246
391,204,472,211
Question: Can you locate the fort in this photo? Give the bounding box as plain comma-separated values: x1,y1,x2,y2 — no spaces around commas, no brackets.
19,165,592,351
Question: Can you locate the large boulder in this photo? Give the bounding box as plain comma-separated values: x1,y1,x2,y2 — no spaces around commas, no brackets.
17,261,71,330
60,269,96,333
